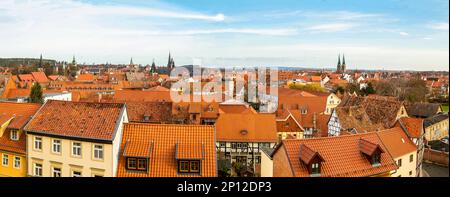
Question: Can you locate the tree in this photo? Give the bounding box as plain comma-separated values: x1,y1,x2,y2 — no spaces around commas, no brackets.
361,82,376,96
29,83,43,104
289,83,326,92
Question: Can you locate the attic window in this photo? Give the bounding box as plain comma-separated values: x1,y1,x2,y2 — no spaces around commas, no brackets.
178,160,200,173
240,130,248,135
299,144,325,176
301,108,308,114
143,114,151,121
126,157,148,171
10,130,19,141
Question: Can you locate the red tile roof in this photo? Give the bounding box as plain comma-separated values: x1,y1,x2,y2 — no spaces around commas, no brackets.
276,132,397,177
125,101,173,123
114,90,171,102
0,102,41,154
117,123,217,177
31,72,49,83
76,73,95,81
396,117,424,138
215,113,277,142
377,127,417,158
18,74,34,81
25,100,125,141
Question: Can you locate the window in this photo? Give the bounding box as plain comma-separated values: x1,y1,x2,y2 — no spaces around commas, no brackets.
72,142,82,157
14,157,20,169
409,171,413,176
52,139,61,153
34,137,42,150
53,167,62,177
179,161,190,173
178,160,200,173
2,154,8,166
10,130,18,140
410,154,414,163
397,159,402,167
34,163,42,177
311,163,320,175
72,171,82,177
137,159,147,171
127,158,137,170
372,153,381,165
93,145,104,160
190,161,200,173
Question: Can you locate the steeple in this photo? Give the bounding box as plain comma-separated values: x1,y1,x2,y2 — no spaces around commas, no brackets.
39,54,43,68
130,57,134,65
151,59,157,73
341,54,346,73
72,55,77,65
337,54,341,73
167,52,175,70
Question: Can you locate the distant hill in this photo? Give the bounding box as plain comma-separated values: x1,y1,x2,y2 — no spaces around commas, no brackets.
0,58,56,67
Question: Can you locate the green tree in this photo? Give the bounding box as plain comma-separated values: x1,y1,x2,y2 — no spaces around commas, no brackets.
29,83,43,104
361,82,376,96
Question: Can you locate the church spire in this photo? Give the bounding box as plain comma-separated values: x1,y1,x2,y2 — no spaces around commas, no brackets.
342,54,346,73
337,54,341,73
39,54,43,68
72,55,76,65
130,57,134,65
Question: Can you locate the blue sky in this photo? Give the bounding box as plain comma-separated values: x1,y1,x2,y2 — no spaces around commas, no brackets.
0,0,448,71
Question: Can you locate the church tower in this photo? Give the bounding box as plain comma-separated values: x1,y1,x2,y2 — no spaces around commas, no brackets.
337,54,341,73
341,54,346,73
167,52,175,70
151,59,157,74
39,54,43,68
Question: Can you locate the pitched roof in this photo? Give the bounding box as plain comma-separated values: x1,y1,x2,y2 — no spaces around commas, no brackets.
31,72,49,83
18,74,34,81
0,102,41,154
0,102,41,129
396,117,424,138
114,90,171,102
278,132,397,177
405,103,441,118
215,113,277,142
278,88,328,114
125,101,173,123
377,127,417,158
334,106,383,134
76,73,95,81
117,123,216,177
25,100,125,141
339,95,405,128
424,113,449,127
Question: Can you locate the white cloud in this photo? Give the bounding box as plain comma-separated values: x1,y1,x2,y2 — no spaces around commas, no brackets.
399,32,409,36
423,37,433,40
305,23,356,32
430,22,449,30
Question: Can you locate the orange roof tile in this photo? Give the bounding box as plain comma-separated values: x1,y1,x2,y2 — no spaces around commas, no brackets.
215,113,277,142
176,143,204,160
123,140,153,158
126,101,173,123
277,133,397,177
18,74,34,81
25,100,125,141
117,123,217,177
396,117,424,138
31,72,49,83
76,73,95,81
114,90,171,102
377,127,417,158
0,102,41,154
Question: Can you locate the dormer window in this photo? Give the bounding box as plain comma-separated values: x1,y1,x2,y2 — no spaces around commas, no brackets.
126,157,148,171
301,108,308,114
10,130,18,141
123,140,152,172
311,163,320,174
143,114,151,122
176,143,204,174
299,144,325,176
178,160,200,173
359,138,384,166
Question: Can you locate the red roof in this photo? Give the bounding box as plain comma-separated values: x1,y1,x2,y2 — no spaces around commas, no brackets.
215,113,277,142
275,132,397,177
396,117,424,138
25,100,125,141
18,74,34,81
117,123,217,177
31,72,49,83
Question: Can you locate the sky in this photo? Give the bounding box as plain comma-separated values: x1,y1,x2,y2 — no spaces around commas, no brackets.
0,0,448,71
